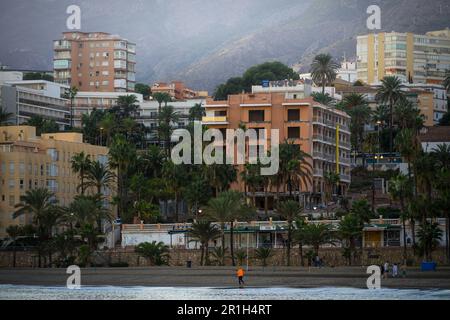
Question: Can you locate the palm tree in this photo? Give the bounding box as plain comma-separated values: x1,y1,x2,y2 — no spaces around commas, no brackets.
279,140,312,198
153,92,172,145
82,160,115,196
277,200,302,266
162,161,187,222
0,106,13,125
109,134,136,220
189,220,221,266
293,217,307,266
71,152,92,195
342,93,368,111
158,105,180,155
323,171,340,215
310,53,339,94
135,241,170,266
204,190,253,266
115,95,139,118
99,113,116,146
348,104,372,153
64,195,112,230
372,105,390,126
389,174,413,262
63,86,78,129
417,222,443,262
210,247,227,266
338,214,362,265
188,103,205,122
395,128,418,180
432,144,450,170
376,76,405,152
303,223,335,257
394,100,423,131
435,169,450,263
414,152,437,221
255,247,274,267
311,92,334,105
13,188,60,267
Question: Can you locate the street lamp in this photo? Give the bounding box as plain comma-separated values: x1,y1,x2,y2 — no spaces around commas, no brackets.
99,127,104,146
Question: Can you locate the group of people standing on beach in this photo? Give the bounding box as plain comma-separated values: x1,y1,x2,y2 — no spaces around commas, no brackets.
381,261,405,278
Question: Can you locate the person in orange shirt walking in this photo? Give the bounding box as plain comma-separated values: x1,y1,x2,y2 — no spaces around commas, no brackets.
236,267,245,287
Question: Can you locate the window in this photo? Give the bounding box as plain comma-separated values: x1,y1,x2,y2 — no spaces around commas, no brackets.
9,195,15,207
248,110,265,122
288,127,300,139
9,162,14,175
288,109,300,121
20,179,24,190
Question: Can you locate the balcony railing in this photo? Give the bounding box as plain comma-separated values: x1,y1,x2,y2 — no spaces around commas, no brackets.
202,116,228,123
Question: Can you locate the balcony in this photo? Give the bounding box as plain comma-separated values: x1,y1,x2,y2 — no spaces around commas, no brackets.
313,169,323,176
340,174,351,182
202,116,228,125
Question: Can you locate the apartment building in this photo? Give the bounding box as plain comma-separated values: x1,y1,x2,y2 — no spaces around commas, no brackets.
151,81,208,100
138,98,205,145
53,32,136,92
356,28,450,85
203,89,351,208
71,91,143,127
0,126,110,237
0,80,70,129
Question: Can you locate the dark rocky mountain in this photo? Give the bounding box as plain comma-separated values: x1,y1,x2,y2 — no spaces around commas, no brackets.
1,0,449,92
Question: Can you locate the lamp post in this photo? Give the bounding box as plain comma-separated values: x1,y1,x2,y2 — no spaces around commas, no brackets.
100,127,104,146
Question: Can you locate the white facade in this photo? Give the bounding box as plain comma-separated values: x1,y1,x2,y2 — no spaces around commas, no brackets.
337,60,357,83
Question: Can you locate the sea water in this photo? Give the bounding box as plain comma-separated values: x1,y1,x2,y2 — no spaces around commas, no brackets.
0,285,449,300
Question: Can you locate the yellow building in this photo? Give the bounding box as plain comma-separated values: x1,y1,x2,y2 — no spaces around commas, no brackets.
0,126,110,237
357,29,450,85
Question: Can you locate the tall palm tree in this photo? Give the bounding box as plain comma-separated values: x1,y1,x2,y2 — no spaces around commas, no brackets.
342,93,368,111
394,100,423,131
432,144,450,170
310,53,339,94
63,86,78,129
417,222,443,262
293,217,307,266
188,103,205,122
204,190,253,266
158,105,180,155
348,104,372,152
323,171,340,215
83,160,115,196
189,220,222,266
116,95,139,118
13,188,60,267
279,140,312,198
303,223,335,257
338,214,362,265
277,200,302,266
71,151,92,195
0,106,13,125
376,76,405,152
109,134,136,220
99,113,116,146
389,173,413,262
414,152,437,221
395,128,418,180
372,104,390,126
64,195,112,231
153,92,172,145
162,161,187,222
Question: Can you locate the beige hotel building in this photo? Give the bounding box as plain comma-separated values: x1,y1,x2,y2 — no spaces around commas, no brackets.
0,126,110,237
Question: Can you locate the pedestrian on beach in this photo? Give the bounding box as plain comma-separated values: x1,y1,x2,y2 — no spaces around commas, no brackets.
392,263,398,278
237,267,245,287
383,261,389,279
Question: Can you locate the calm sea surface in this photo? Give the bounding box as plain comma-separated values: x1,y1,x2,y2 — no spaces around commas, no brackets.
1,285,450,300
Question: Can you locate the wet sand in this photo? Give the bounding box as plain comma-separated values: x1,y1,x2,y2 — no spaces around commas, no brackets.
1,266,450,289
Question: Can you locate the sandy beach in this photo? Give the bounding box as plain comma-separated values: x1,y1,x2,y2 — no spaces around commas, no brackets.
1,266,450,289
